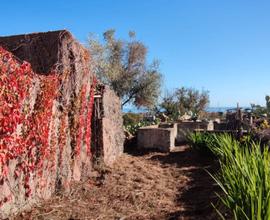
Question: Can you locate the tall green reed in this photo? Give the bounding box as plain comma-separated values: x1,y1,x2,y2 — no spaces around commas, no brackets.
189,132,270,220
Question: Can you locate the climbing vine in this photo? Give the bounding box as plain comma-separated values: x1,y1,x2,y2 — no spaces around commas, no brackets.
76,77,97,157
0,47,59,201
0,47,97,208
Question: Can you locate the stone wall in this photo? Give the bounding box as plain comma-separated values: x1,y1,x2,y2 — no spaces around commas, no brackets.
0,30,97,218
102,86,125,166
176,121,213,143
158,123,177,141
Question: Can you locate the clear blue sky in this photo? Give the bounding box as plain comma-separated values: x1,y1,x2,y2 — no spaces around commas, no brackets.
1,0,270,107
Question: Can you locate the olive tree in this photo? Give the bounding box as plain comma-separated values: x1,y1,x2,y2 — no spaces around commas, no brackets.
88,29,162,108
160,87,209,119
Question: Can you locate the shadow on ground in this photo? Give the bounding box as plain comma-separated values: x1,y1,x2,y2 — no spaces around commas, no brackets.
17,144,224,220
146,146,221,220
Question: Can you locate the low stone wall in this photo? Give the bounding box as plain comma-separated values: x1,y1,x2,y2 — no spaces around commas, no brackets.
214,121,229,130
176,121,213,143
137,121,215,151
158,123,177,140
137,125,176,152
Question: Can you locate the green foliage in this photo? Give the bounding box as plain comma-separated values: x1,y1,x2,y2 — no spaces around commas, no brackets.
176,87,209,116
159,91,179,121
266,95,270,115
160,87,209,119
88,29,162,108
213,138,270,220
251,95,270,117
123,112,161,135
250,103,267,116
189,132,270,220
188,132,217,157
124,119,160,136
123,113,143,127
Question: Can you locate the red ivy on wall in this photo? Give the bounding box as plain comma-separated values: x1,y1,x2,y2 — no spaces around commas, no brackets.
0,47,97,207
86,78,97,156
76,77,97,157
0,47,59,199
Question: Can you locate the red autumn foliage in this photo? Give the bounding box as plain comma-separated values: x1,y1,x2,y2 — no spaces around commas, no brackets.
0,47,96,206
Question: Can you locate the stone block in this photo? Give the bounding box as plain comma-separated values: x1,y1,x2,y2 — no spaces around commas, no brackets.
137,125,176,152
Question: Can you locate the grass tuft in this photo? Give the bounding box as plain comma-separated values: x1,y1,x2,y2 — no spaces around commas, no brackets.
189,132,270,220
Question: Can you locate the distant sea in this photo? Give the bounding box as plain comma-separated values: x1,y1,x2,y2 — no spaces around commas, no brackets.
123,106,239,113
207,106,250,112
206,107,234,113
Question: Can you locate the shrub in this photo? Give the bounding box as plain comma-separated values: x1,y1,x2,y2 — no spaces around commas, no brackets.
124,119,159,136
188,132,217,157
123,113,143,127
190,132,270,219
211,136,270,220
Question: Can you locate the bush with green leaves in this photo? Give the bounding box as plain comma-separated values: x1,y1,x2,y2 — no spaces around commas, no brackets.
188,132,218,157
123,113,143,127
124,119,160,136
189,132,270,220
123,112,160,135
160,87,209,119
213,136,270,220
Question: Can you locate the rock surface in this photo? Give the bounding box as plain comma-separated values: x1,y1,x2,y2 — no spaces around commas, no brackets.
0,30,123,218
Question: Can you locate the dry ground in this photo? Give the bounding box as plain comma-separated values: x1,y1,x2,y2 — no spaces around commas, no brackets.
13,146,220,220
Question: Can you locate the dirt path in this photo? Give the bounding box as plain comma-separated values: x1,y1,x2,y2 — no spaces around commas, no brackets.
15,146,219,220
